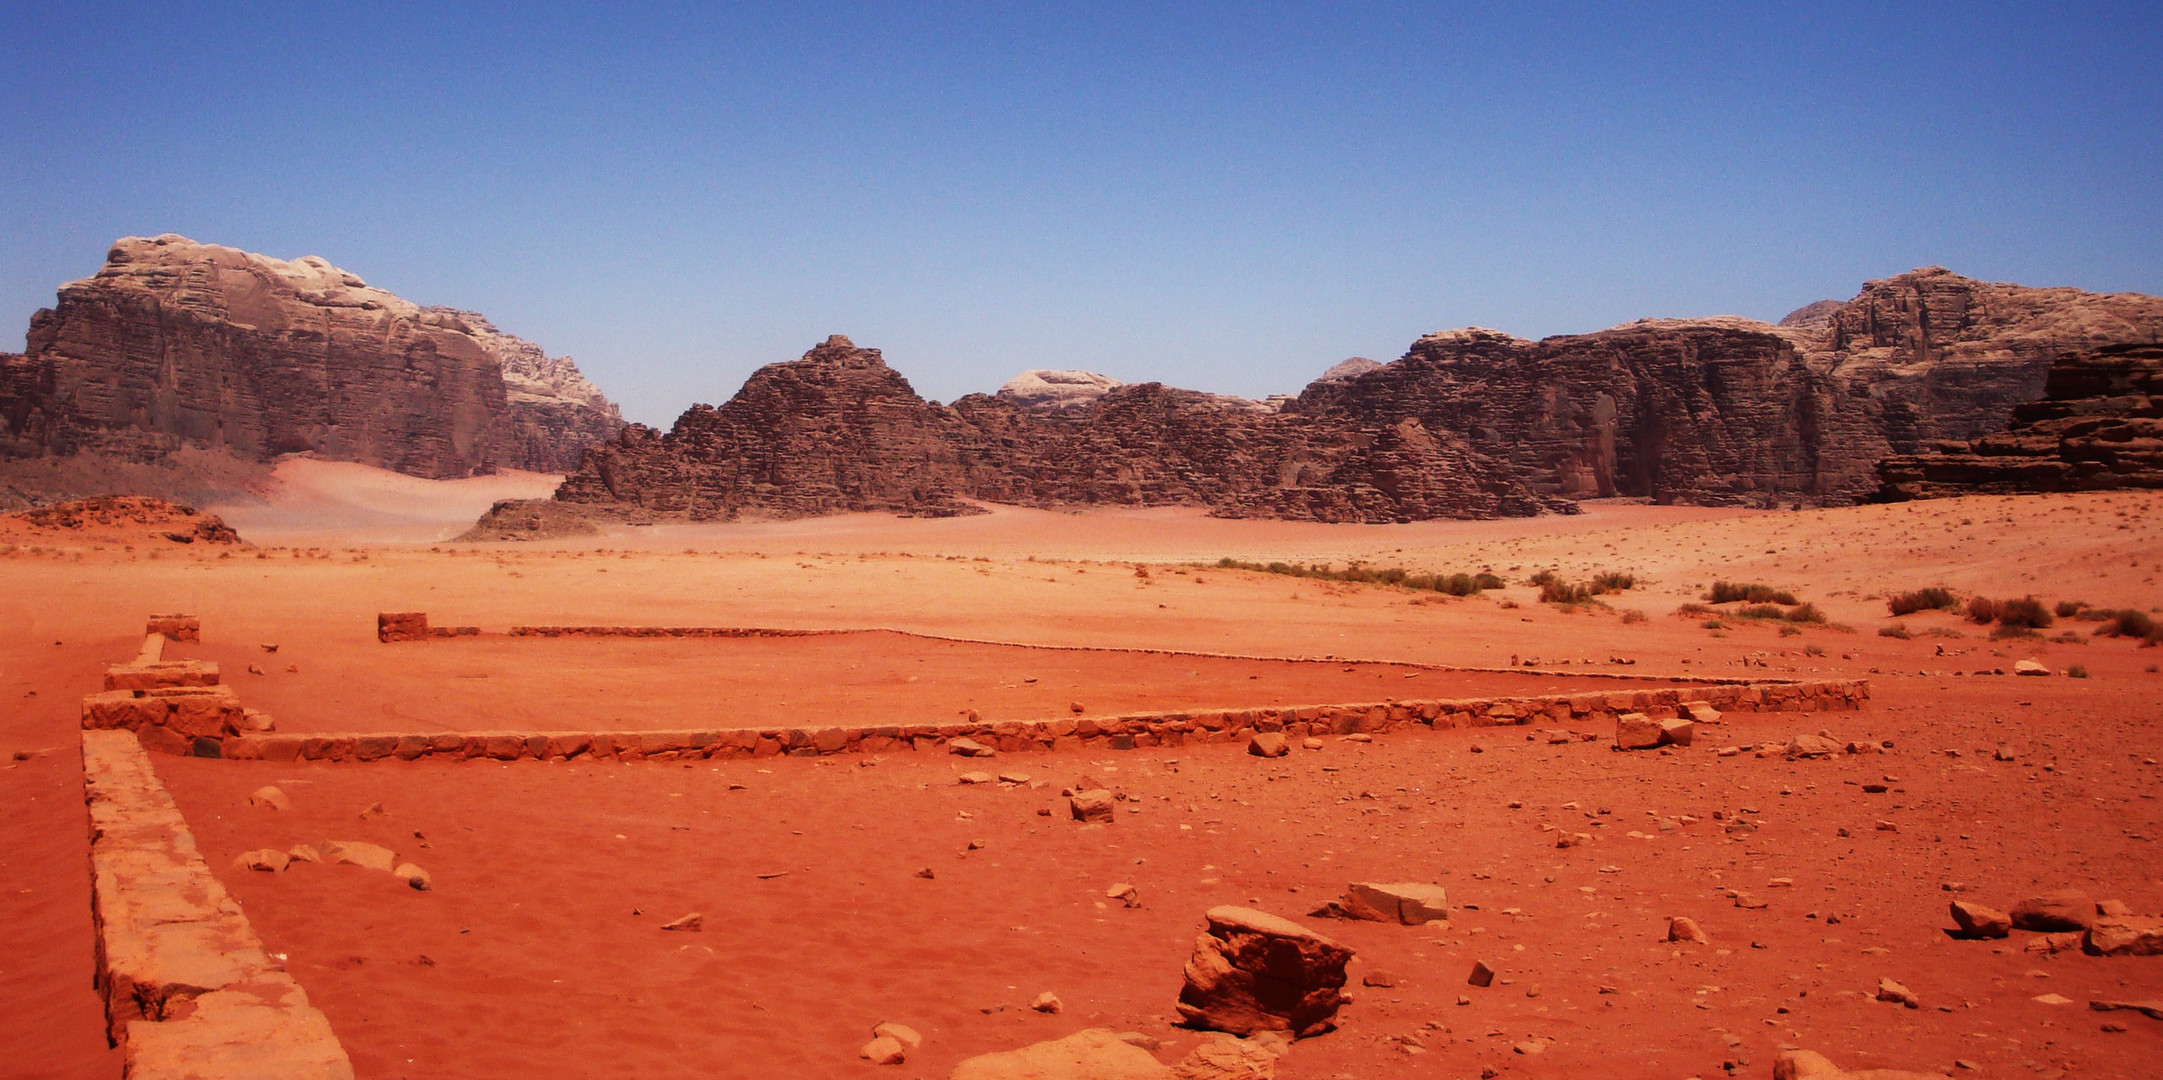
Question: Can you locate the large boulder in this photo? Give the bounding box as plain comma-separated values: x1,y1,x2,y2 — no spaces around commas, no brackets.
2085,916,2163,957
2011,889,2097,932
1176,907,1353,1038
1338,882,1449,925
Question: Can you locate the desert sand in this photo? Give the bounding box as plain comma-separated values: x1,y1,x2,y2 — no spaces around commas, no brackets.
4,463,2160,1079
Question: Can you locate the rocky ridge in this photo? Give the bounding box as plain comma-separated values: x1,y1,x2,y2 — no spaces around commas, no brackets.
1874,343,2163,499
0,235,621,486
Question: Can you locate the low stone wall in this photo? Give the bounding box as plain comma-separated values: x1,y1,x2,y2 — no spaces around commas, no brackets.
211,679,1869,763
82,730,353,1078
508,624,842,639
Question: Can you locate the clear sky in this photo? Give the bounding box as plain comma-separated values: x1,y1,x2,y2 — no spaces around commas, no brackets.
4,3,2159,426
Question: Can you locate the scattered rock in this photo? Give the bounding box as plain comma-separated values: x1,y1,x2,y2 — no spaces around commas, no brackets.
1031,991,1063,1014
1786,733,1841,759
233,848,290,873
2011,889,2097,932
1176,906,1354,1037
1684,701,1722,724
2089,998,2163,1020
997,771,1031,784
1108,883,1141,907
1667,916,1709,943
661,912,703,932
950,1028,1171,1080
1658,718,1694,747
320,840,397,873
1070,789,1116,824
2034,992,2075,1005
1301,738,1324,751
1339,882,1449,925
860,1035,907,1065
1949,900,2013,939
1876,976,1921,1009
949,737,996,758
1247,732,1288,758
2085,916,2163,956
958,771,996,785
247,785,289,811
1360,970,1399,988
2014,659,2052,677
287,844,320,864
394,863,432,891
873,1022,923,1049
1614,713,1664,750
1467,961,1495,987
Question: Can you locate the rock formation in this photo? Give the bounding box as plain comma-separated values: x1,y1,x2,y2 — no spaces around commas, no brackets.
1292,269,2163,505
541,336,1569,524
1875,343,2163,498
1,235,621,488
995,369,1123,409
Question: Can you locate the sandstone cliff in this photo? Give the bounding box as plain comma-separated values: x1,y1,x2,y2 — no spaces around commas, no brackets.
1291,269,2163,505
1875,343,2163,498
1,235,621,485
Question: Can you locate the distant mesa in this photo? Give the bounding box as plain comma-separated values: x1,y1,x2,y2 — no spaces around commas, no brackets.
0,234,622,508
996,369,1124,409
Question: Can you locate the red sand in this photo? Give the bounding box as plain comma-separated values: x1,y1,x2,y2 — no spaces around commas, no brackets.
177,630,1709,735
5,477,2162,1079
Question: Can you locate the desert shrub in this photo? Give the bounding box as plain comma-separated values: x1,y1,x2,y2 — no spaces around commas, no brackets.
2050,631,2085,644
1676,602,1713,615
1921,626,1967,639
1805,644,1827,656
1735,604,1790,620
2067,664,2090,679
1592,571,1636,593
1965,596,2003,624
1888,587,1957,616
1709,582,1798,605
1540,579,1596,605
1526,569,1561,587
1211,558,1504,595
2055,599,2089,618
1778,624,1802,637
2094,609,2161,642
1620,609,1649,625
1990,624,2040,640
1878,624,1912,639
1701,618,1726,629
1787,603,1826,624
1997,597,2053,629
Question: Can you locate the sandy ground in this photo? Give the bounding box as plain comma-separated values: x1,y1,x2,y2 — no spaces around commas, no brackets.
3,466,2161,1079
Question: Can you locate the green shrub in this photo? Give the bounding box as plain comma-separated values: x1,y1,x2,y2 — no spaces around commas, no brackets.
1888,587,1957,616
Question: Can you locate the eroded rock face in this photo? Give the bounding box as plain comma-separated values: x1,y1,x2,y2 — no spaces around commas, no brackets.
996,369,1124,409
1875,343,2163,498
1,235,621,481
554,337,1569,523
1293,269,2163,505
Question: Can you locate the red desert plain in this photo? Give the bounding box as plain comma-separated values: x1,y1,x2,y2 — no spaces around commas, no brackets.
4,457,2161,1080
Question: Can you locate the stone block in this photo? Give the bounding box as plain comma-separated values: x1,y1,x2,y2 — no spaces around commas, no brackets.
377,612,429,643
1176,906,1353,1037
1340,882,1449,925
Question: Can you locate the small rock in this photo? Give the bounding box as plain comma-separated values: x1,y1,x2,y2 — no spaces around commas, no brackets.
951,1028,1169,1080
948,737,996,758
1340,881,1449,925
860,1035,907,1065
259,643,279,653
1512,1040,1546,1056
2014,658,2052,677
246,663,266,676
1467,960,1495,987
358,802,386,819
1070,789,1116,824
660,912,702,931
320,840,397,873
1614,713,1663,750
247,785,290,812
287,844,320,864
234,848,290,873
872,1022,923,1049
997,771,1031,784
1949,900,2012,939
1876,977,1921,1009
1658,718,1694,747
2033,992,2075,1005
1301,738,1324,751
1668,916,1709,943
2097,898,2133,918
1247,732,1289,758
958,771,996,785
1786,733,1840,759
1107,883,1140,907
1031,991,1062,1013
394,863,432,891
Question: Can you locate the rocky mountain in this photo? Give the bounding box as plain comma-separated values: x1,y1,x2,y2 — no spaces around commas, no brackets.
0,235,621,488
1874,343,2163,499
1292,268,2163,505
539,336,1567,524
995,369,1123,409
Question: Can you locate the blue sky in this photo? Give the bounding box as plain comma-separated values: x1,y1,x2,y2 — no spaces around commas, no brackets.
4,2,2159,426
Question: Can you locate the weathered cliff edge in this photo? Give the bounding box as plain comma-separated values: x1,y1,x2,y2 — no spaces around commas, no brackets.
1874,343,2163,499
0,235,621,500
